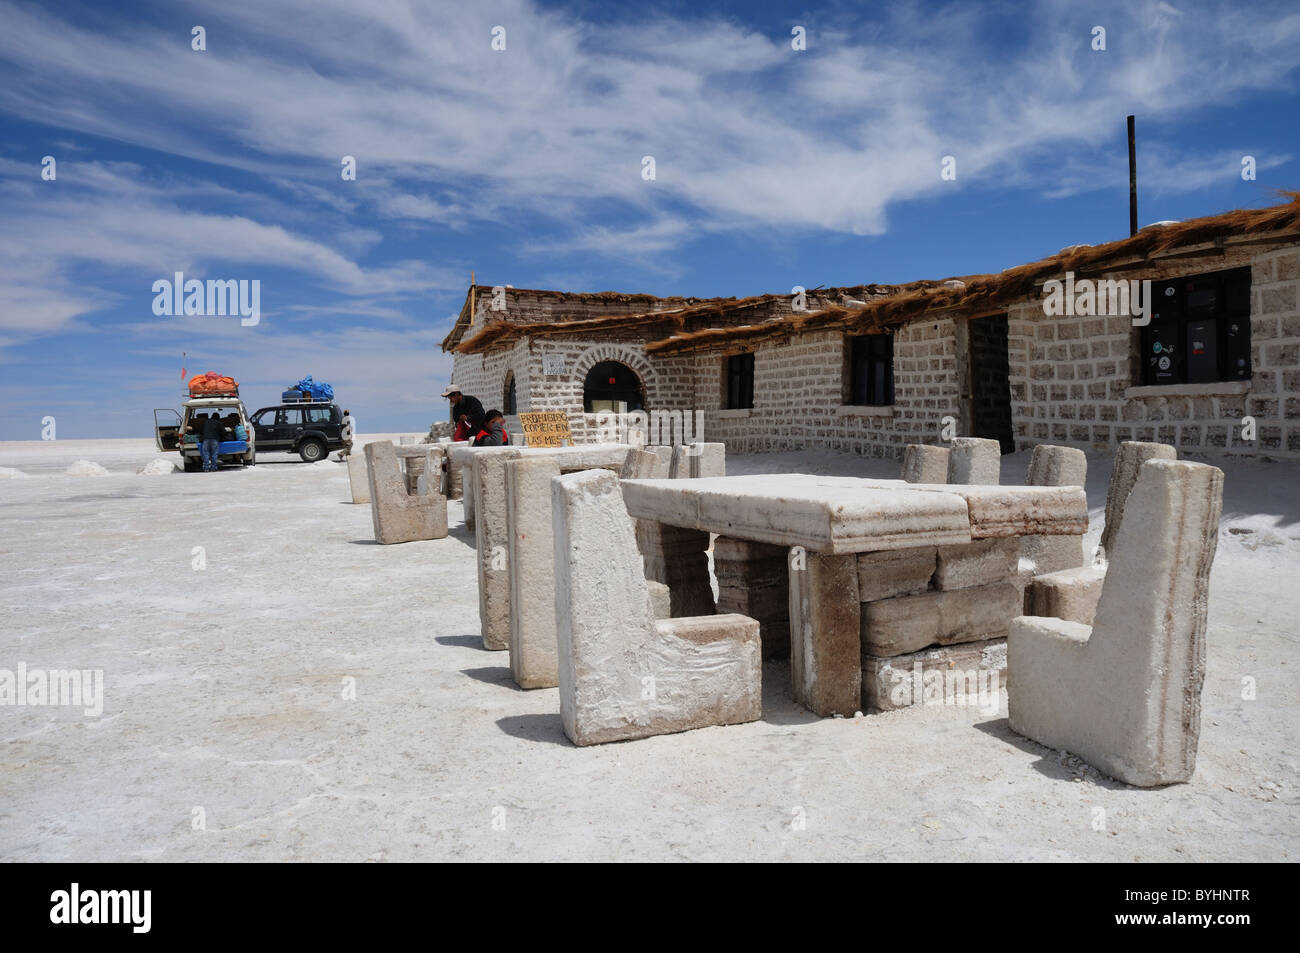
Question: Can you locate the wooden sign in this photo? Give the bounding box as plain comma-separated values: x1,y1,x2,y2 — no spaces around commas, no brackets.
518,411,573,448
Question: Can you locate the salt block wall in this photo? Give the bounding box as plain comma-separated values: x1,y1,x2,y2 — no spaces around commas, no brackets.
446,243,1300,459
689,321,961,458
1007,243,1300,460
451,333,700,442
448,338,532,420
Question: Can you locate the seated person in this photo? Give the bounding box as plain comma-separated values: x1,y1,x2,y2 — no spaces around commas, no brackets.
471,409,509,447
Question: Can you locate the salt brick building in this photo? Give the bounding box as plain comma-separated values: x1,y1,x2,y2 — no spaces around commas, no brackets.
443,196,1300,460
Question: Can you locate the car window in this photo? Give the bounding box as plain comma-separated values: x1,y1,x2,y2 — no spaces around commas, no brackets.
306,408,332,423
279,409,303,425
254,409,276,425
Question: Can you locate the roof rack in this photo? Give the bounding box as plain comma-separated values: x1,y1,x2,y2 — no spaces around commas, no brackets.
279,395,327,404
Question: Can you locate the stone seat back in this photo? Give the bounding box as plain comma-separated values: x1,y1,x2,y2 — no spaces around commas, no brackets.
364,440,448,544
1008,458,1223,786
552,468,761,746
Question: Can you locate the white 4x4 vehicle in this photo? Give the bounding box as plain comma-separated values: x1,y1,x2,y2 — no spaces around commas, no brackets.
154,397,256,472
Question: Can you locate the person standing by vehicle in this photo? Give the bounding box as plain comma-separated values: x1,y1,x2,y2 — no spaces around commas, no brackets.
199,412,224,471
340,408,355,458
471,408,510,447
442,384,484,441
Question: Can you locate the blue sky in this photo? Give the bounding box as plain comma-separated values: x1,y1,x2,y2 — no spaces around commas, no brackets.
0,0,1297,439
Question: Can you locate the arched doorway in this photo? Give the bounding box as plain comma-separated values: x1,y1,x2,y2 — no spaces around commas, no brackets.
503,371,517,415
583,361,644,413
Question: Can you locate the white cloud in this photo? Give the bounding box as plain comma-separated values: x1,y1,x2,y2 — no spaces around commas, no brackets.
0,159,461,335
2,0,1296,252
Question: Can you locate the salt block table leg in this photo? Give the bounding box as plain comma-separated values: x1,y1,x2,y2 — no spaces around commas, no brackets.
636,520,714,617
789,551,861,716
714,536,790,659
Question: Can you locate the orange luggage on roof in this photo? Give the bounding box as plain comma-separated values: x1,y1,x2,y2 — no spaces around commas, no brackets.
188,372,239,396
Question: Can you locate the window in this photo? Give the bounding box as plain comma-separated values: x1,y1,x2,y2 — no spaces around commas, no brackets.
724,353,754,409
503,372,517,415
583,361,644,413
306,407,333,423
848,333,894,405
1141,267,1251,385
253,409,276,426
278,408,303,426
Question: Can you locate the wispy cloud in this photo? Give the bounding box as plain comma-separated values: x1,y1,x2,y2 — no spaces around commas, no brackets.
0,0,1297,436
3,0,1296,249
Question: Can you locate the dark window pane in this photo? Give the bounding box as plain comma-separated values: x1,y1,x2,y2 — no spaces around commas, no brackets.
1225,271,1250,314
1145,319,1182,385
1184,277,1218,317
848,334,893,406
724,353,754,409
1139,267,1250,385
1185,318,1218,383
1224,315,1251,380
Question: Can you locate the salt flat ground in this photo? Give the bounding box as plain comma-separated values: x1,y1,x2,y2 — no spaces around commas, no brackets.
0,437,1296,862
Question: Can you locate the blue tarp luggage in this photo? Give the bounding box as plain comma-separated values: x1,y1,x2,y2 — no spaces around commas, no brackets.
282,389,304,402
218,441,248,454
294,376,334,401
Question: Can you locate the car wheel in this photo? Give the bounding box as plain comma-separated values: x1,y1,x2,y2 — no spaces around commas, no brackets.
183,457,200,472
299,439,326,463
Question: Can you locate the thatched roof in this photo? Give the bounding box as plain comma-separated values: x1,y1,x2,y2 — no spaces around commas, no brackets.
440,285,724,351
644,193,1300,354
449,285,909,355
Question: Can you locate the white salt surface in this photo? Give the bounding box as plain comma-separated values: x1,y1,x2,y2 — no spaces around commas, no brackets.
0,437,1295,861
0,466,30,479
65,459,111,476
137,458,178,475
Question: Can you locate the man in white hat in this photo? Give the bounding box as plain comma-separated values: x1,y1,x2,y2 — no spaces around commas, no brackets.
442,384,485,441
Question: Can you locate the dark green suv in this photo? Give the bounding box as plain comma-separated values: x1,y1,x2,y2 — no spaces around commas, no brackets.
249,402,346,462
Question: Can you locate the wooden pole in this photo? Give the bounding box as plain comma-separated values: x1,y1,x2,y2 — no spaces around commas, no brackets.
470,270,476,321
1127,115,1138,237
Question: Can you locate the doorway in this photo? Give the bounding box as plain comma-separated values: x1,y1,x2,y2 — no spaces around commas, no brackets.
583,361,645,413
968,314,1014,454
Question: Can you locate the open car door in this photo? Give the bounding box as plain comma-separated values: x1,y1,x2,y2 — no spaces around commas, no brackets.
154,408,182,451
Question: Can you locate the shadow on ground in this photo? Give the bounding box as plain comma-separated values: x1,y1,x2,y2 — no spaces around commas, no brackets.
972,718,1130,788
496,713,571,747
461,666,519,690
435,634,489,649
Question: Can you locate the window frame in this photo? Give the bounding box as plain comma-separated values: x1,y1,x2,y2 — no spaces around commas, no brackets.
723,352,755,410
846,332,895,407
1139,266,1251,387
